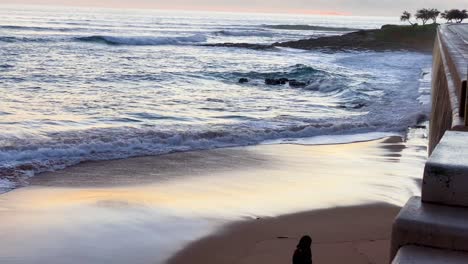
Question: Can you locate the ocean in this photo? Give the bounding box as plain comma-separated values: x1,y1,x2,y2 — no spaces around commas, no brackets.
0,5,432,193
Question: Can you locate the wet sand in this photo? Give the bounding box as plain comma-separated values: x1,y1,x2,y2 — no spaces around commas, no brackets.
0,134,427,264
168,204,400,264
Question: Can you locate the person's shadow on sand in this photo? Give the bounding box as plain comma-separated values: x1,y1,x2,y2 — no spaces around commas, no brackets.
292,235,312,264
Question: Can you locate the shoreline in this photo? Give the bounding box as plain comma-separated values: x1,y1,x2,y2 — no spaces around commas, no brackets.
0,135,427,263
1,130,416,195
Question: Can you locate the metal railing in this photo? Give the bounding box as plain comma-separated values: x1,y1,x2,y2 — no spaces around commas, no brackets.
465,68,468,126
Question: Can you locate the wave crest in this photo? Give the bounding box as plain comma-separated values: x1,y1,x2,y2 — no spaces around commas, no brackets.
0,118,413,186
75,34,207,46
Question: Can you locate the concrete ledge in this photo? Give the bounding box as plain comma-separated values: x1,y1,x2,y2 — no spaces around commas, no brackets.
393,245,468,264
391,196,468,259
423,131,468,207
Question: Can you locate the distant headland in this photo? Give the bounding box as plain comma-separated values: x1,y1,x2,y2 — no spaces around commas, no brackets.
204,24,439,52
274,24,438,52
204,8,467,53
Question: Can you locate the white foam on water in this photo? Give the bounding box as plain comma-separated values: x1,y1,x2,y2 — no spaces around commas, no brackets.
76,34,208,45
0,178,15,194
262,131,401,145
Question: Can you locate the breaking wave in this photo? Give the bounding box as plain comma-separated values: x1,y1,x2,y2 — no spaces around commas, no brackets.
75,34,208,46
0,114,423,187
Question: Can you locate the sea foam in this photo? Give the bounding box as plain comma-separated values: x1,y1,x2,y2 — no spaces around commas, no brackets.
0,110,426,190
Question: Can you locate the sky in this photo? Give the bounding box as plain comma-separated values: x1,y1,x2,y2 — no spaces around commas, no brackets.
1,0,467,16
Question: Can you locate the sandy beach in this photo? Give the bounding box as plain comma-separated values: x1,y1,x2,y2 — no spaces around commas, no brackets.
0,133,427,264
168,204,400,264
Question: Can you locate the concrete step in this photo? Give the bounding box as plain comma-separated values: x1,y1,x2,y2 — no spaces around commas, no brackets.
391,196,468,259
423,131,468,207
393,245,468,264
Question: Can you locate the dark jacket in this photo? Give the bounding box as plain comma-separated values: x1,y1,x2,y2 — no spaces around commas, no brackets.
292,247,312,264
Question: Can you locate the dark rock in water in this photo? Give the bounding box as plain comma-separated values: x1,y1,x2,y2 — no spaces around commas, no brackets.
352,103,366,109
289,80,307,87
265,78,279,85
265,78,288,85
201,43,274,50
265,78,280,85
416,113,428,123
238,78,249,83
337,103,367,109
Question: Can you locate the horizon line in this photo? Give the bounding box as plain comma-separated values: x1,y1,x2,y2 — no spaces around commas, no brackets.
0,2,354,16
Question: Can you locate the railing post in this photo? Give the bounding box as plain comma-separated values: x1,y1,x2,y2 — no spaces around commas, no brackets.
465,67,468,126
465,77,468,127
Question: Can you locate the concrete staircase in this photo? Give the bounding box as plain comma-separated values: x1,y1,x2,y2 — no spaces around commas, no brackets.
393,246,468,264
391,131,468,263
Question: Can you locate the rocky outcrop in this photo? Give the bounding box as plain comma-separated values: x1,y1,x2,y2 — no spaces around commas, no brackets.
204,24,438,53
201,43,274,50
274,24,438,52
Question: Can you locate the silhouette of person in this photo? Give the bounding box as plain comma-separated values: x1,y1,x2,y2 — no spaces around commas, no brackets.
292,235,312,264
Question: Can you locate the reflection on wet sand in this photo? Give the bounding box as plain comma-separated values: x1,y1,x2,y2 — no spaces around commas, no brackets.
0,136,427,264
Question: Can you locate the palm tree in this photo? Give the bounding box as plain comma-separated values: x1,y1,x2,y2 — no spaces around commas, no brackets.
400,11,414,25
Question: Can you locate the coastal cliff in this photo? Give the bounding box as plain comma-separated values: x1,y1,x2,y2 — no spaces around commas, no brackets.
390,24,468,263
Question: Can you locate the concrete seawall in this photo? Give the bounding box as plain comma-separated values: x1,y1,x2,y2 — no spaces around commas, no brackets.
391,24,468,263
429,24,468,154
